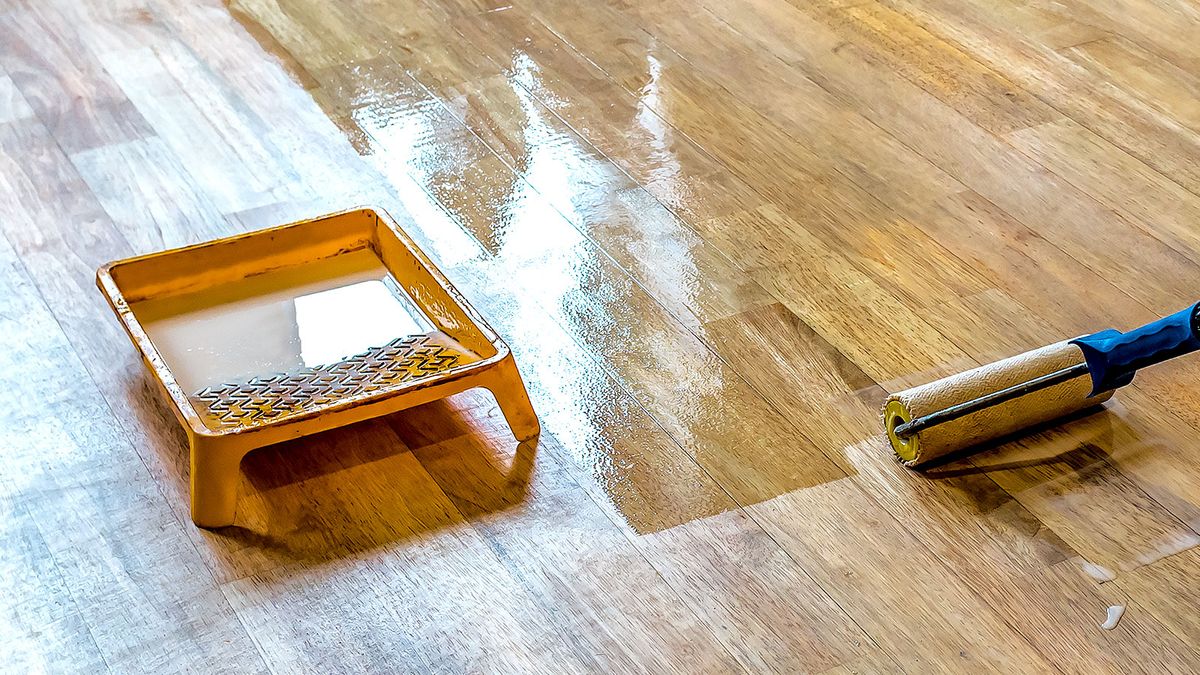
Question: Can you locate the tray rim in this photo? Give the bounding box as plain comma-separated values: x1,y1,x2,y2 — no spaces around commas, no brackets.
96,205,510,439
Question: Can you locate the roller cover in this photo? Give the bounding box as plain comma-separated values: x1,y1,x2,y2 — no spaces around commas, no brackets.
882,341,1113,466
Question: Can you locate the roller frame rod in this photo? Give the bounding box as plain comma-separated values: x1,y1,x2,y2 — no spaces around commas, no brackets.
893,362,1091,438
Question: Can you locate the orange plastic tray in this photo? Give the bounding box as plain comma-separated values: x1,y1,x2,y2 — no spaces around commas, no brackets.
97,207,539,527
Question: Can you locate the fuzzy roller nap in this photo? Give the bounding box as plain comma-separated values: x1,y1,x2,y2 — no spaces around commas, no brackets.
883,302,1200,466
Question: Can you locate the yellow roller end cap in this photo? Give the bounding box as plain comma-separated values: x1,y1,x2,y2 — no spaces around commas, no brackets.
883,398,919,464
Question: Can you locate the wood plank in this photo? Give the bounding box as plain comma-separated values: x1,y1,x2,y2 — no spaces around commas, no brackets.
980,437,1200,574
819,651,906,675
923,189,1157,336
0,191,266,672
491,2,992,310
411,259,744,535
1118,547,1200,646
1034,0,1200,72
96,42,286,212
227,0,376,69
702,302,883,454
222,424,604,673
616,0,969,209
402,425,745,672
446,252,849,506
638,509,889,672
1090,390,1200,537
455,4,1002,326
405,65,776,328
751,478,1055,673
1008,119,1200,258
877,0,1200,195
0,251,109,675
0,73,35,124
69,137,231,250
724,205,975,388
449,8,767,224
1063,36,1200,135
844,436,1081,583
809,0,1059,134
977,558,1200,672
0,6,154,152
985,3,1109,52
675,0,1200,316
147,1,375,205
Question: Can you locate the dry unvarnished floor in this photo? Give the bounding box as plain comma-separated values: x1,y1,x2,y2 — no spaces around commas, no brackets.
3,0,1200,671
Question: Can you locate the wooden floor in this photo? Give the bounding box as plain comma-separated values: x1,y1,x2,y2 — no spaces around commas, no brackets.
4,0,1200,670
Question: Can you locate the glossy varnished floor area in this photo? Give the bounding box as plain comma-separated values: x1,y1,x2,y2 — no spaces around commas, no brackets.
4,0,1200,671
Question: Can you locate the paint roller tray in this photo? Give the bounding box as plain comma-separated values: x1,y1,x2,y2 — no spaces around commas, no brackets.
97,207,529,445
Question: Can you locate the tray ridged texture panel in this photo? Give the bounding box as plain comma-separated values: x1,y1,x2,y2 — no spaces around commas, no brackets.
191,336,462,430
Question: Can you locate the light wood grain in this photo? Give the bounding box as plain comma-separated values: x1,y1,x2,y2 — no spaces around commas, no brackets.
1118,546,1200,646
751,478,1056,673
0,197,266,671
4,0,1200,670
977,557,1200,673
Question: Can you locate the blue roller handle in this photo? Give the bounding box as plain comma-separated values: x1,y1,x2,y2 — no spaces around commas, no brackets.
1070,302,1200,396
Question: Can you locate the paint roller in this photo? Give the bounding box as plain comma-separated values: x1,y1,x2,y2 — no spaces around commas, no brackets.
883,302,1200,466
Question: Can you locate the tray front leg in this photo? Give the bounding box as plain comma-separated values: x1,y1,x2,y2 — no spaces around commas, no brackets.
189,437,247,528
483,354,541,442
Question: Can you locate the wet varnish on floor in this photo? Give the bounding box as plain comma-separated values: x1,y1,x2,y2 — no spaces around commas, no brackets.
2,0,1200,671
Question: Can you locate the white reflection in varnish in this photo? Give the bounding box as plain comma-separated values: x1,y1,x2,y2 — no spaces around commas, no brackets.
489,55,610,462
504,50,703,337
636,52,683,187
500,54,586,306
630,49,706,334
506,53,586,236
503,52,722,431
505,285,611,471
351,83,487,267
